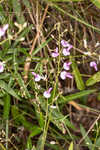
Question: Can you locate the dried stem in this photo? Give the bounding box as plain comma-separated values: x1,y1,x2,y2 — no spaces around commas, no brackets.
24,4,49,83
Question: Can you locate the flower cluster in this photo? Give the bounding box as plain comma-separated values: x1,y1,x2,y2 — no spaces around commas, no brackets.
32,39,98,99
32,72,52,98
61,40,72,56
32,39,73,98
60,40,73,80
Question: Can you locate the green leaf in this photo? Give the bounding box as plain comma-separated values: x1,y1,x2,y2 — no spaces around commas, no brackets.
72,60,85,90
13,24,33,47
91,0,100,9
39,97,76,133
12,0,25,24
22,0,32,11
0,5,6,24
11,105,22,125
15,73,31,99
80,125,92,150
32,38,52,56
58,89,97,104
95,137,100,147
0,73,10,80
0,80,21,100
3,94,11,120
29,126,42,138
12,106,42,133
86,71,100,86
68,142,73,150
27,137,33,150
51,108,76,130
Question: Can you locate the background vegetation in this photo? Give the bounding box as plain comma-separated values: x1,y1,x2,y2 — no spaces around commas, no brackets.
0,0,100,150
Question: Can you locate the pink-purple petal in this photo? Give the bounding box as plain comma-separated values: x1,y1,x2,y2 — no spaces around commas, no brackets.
63,62,72,70
0,62,4,73
60,71,73,80
51,47,59,58
32,72,42,82
61,40,69,47
66,72,73,79
62,48,70,56
3,24,9,31
0,24,9,38
90,61,98,71
51,52,59,58
60,71,67,80
43,87,52,98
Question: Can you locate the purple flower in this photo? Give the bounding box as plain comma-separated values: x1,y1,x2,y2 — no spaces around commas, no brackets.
61,40,73,48
61,40,73,56
43,87,52,98
0,24,9,38
63,62,72,70
60,71,73,80
0,62,4,73
32,72,42,82
90,61,98,71
62,48,70,56
51,47,59,58
61,40,69,47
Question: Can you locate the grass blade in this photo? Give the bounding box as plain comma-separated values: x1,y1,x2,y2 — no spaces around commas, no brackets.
53,4,100,33
15,72,31,99
72,60,85,90
86,71,100,86
68,142,73,150
80,125,92,150
32,38,52,56
3,94,11,120
3,94,11,150
12,0,25,24
0,80,21,100
58,89,97,104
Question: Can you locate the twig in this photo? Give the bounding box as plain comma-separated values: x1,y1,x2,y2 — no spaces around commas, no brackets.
24,4,49,82
78,113,100,145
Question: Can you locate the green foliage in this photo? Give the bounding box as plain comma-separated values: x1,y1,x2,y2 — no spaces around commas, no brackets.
0,0,100,149
15,72,31,98
86,71,100,86
58,89,96,104
53,3,100,32
3,94,11,120
22,0,32,11
80,125,93,150
71,59,85,90
91,0,100,9
0,80,21,100
32,38,52,56
68,142,73,150
12,0,25,24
